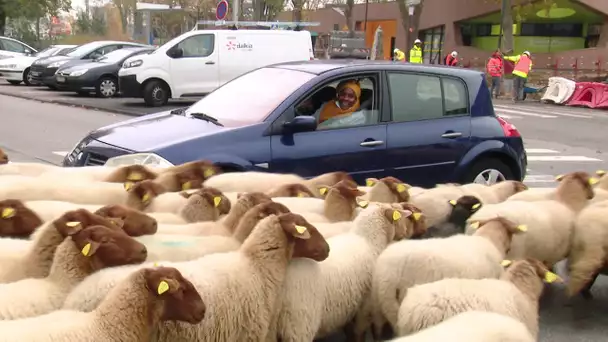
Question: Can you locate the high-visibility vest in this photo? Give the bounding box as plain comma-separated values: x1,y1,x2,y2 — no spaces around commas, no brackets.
409,46,422,64
395,50,405,61
512,55,532,78
486,57,502,77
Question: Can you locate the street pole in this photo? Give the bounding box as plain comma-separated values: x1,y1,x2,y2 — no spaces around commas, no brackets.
233,0,239,23
364,0,369,31
497,0,508,51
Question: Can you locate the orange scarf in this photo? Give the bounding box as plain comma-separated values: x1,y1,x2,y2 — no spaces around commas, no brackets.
319,82,361,123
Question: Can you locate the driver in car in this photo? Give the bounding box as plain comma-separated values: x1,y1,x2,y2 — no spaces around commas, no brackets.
315,80,362,124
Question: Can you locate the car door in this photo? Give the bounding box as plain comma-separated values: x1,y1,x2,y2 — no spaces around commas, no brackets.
84,44,121,60
385,71,472,187
270,73,387,183
168,33,219,96
0,38,31,58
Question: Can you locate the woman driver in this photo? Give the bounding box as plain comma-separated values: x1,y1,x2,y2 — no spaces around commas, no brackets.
317,80,362,124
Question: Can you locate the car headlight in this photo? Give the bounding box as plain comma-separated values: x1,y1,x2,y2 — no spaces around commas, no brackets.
105,153,174,168
69,69,88,77
48,61,67,68
122,59,143,69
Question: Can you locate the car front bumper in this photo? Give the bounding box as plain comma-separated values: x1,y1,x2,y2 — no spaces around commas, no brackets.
118,75,142,97
55,74,97,92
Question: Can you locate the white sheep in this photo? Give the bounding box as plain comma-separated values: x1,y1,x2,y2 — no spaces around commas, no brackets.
63,213,330,342
0,266,206,342
370,216,526,334
395,258,562,339
267,205,413,342
387,311,535,342
0,162,59,177
0,223,147,320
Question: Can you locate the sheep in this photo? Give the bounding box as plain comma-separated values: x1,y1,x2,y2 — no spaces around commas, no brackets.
468,171,596,267
387,311,535,342
417,195,482,239
458,181,528,204
395,258,561,339
274,180,366,222
0,223,147,320
0,199,44,238
92,204,158,235
63,213,330,342
0,162,58,176
0,149,7,164
407,185,468,227
0,266,206,342
370,216,526,334
268,205,413,342
361,176,411,203
398,203,429,238
38,164,159,185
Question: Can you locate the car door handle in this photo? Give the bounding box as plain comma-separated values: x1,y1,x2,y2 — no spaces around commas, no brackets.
205,61,215,65
360,140,384,147
441,132,462,139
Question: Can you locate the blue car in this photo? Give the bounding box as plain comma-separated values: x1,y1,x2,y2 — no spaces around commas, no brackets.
63,60,527,187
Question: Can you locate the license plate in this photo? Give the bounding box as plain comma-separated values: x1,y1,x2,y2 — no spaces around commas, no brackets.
56,76,65,83
31,71,40,76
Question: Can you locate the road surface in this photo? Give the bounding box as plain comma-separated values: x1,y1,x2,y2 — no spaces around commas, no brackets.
1,94,608,341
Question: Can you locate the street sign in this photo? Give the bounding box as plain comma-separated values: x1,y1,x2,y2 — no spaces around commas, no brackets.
216,0,228,21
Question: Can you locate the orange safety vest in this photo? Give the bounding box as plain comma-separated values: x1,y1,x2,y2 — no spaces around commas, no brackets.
486,57,502,77
513,55,532,78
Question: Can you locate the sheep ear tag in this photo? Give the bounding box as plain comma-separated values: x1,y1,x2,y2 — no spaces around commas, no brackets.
555,175,564,181
365,179,376,187
1,207,15,219
127,172,143,181
142,192,152,203
589,177,599,185
66,221,81,228
597,170,606,176
297,192,305,198
213,196,222,208
472,203,481,210
392,210,402,221
396,184,407,193
124,182,134,191
501,260,512,267
203,168,215,178
319,187,328,196
157,280,170,295
412,212,422,221
81,243,92,257
295,225,307,234
516,225,528,232
469,221,480,229
182,181,192,190
448,200,457,206
544,272,561,283
357,200,369,208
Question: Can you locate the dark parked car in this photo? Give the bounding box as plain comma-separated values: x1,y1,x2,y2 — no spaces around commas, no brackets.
63,60,527,187
55,47,155,98
29,40,150,89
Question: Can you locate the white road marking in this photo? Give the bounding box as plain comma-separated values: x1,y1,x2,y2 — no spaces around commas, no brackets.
525,148,559,154
52,151,68,157
523,175,557,183
495,104,592,119
498,114,512,118
494,107,558,118
527,155,602,162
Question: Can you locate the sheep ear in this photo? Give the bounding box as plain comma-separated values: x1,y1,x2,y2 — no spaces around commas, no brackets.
157,278,180,295
278,216,311,240
543,271,563,283
384,209,411,222
81,241,100,257
178,191,191,199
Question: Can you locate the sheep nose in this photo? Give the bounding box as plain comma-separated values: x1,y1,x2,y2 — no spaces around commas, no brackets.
152,221,158,229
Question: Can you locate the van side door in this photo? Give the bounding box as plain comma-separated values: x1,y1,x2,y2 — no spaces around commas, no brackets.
167,33,219,97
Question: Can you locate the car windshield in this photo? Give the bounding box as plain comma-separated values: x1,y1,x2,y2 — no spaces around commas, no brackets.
96,49,141,63
35,47,59,57
186,67,315,126
66,42,103,57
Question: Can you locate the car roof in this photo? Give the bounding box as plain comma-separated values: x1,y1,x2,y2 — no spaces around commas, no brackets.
271,59,484,78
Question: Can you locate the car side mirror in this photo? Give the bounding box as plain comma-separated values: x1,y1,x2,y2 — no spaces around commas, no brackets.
283,115,317,134
168,47,183,58
24,49,32,56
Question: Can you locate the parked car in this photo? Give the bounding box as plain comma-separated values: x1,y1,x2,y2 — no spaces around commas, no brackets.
118,29,314,107
0,36,37,60
55,47,155,97
0,44,76,85
63,60,526,187
29,40,150,89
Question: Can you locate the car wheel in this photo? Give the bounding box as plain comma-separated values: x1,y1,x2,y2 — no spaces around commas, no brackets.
7,80,21,85
463,158,515,185
22,68,33,86
143,80,169,107
96,77,117,98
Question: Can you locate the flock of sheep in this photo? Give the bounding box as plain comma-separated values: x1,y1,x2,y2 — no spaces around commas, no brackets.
0,147,606,342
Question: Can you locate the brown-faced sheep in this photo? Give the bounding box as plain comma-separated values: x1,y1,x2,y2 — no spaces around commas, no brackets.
0,149,8,165
361,176,411,204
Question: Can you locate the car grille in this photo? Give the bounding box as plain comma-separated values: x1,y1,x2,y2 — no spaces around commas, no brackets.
84,152,108,166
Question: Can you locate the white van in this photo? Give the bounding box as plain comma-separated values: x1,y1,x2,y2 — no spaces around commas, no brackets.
118,29,314,107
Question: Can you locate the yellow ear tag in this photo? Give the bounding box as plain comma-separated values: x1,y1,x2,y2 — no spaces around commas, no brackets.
128,172,143,181
295,225,307,234
589,177,599,185
153,262,159,267
544,271,560,283
157,280,170,295
392,210,402,221
470,221,480,229
66,221,81,227
319,187,328,196
472,203,481,210
81,243,91,257
142,192,151,203
448,200,457,206
297,192,305,198
203,168,215,178
597,170,606,176
396,184,407,193
555,175,564,181
516,224,528,232
1,207,15,219
124,182,134,191
358,200,369,208
412,212,422,221
213,196,222,207
501,260,512,267
182,181,192,190
365,179,376,187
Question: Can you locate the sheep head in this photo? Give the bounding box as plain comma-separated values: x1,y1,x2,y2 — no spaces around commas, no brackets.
170,160,221,182
126,180,168,210
469,216,526,255
143,266,206,324
235,192,272,207
53,209,124,237
277,212,330,261
379,207,413,241
183,187,231,214
172,168,206,191
450,195,483,214
268,183,315,198
69,224,147,269
0,199,43,238
501,258,563,284
555,171,596,200
398,203,427,238
232,201,291,243
94,204,158,236
0,148,8,164
105,165,158,184
379,176,411,202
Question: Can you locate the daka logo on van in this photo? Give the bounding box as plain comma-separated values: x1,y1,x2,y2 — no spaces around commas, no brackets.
226,41,254,50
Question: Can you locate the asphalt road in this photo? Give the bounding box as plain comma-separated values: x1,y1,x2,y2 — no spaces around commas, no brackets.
1,94,608,341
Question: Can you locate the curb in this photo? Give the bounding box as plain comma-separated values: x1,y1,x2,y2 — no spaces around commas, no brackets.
0,91,144,117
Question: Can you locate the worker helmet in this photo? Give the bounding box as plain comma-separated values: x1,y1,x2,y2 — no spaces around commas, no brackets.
523,51,531,57
414,39,422,44
451,51,458,57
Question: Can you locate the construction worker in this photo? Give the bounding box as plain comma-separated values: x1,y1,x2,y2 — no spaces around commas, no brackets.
393,48,405,61
444,51,458,66
409,39,423,64
486,50,503,99
504,51,533,102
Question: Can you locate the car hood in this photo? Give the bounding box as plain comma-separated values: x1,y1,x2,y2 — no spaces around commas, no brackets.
34,55,70,66
61,61,109,72
90,110,229,151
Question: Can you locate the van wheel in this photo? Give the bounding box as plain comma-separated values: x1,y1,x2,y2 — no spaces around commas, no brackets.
23,68,33,86
462,158,514,185
143,80,169,107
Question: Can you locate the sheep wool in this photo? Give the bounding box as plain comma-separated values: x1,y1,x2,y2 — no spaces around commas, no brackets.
23,200,104,222
38,165,158,184
203,171,305,193
135,234,240,261
459,181,528,204
0,266,206,342
395,258,561,338
388,311,535,342
0,162,58,177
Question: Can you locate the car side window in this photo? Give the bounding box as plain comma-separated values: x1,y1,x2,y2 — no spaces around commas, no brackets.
443,77,469,115
176,34,215,58
388,73,443,122
1,39,26,53
293,76,379,131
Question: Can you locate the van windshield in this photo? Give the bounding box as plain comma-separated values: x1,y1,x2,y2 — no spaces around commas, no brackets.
185,67,315,125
